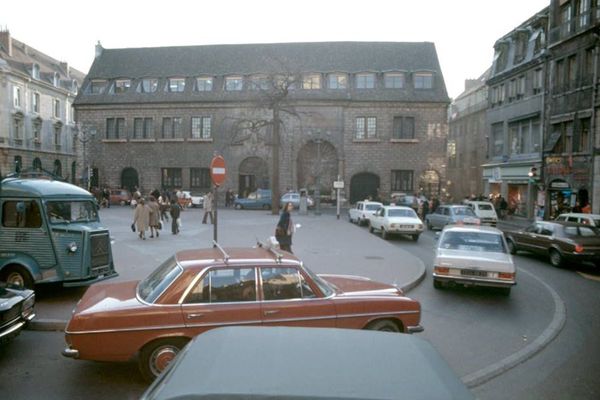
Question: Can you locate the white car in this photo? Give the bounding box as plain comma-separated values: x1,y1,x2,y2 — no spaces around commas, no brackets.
432,225,516,296
555,213,600,227
348,201,383,226
368,206,424,241
190,192,204,208
466,201,498,226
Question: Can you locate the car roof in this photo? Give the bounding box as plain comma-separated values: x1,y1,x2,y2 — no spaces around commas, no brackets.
383,205,414,210
0,178,93,198
558,213,600,218
442,225,503,234
359,201,383,205
174,246,301,269
143,326,474,400
466,201,493,205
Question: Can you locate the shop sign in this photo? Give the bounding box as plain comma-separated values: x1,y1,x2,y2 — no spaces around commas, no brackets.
489,167,502,182
550,181,570,189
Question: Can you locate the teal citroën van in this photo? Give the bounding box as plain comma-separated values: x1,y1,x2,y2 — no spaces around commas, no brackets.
0,178,118,289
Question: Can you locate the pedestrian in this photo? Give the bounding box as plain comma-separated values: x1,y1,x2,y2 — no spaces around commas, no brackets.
202,191,214,224
499,196,508,220
158,193,170,222
102,187,110,208
431,196,440,213
147,196,161,238
170,199,181,234
133,198,150,240
276,202,295,253
225,188,233,207
421,199,429,219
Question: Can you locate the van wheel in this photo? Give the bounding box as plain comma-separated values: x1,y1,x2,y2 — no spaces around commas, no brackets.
138,338,189,382
1,266,34,289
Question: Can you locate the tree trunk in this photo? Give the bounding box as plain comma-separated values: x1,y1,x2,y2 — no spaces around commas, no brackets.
272,107,280,214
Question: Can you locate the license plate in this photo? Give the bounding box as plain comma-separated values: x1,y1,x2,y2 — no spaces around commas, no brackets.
399,225,413,229
460,269,488,277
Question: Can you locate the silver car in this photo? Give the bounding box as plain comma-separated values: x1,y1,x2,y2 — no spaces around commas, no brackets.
425,205,480,230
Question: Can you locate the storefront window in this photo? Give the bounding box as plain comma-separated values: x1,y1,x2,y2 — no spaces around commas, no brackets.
508,184,528,217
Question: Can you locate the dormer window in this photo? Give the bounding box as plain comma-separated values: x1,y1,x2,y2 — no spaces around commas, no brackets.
514,32,528,64
32,63,40,80
493,43,509,73
114,79,131,94
384,72,405,89
328,73,347,89
168,78,186,92
356,73,375,89
249,75,270,90
302,74,321,89
53,72,60,87
140,78,158,93
414,72,434,89
196,77,213,91
89,79,107,94
225,76,243,91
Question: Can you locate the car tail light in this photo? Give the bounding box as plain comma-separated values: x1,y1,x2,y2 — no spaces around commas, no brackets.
575,244,584,253
434,266,449,274
498,272,514,280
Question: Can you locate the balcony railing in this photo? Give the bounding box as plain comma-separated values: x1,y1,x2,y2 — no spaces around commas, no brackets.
549,9,598,45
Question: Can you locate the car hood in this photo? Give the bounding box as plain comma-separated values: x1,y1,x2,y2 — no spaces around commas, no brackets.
319,274,403,296
435,249,514,272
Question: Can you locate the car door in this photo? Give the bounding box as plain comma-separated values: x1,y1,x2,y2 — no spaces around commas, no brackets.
513,223,540,251
370,208,382,229
180,266,262,336
260,266,336,328
533,223,555,255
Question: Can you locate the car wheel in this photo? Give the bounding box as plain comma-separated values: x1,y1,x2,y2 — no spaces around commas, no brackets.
138,338,189,382
235,204,242,210
262,204,270,210
499,287,511,296
368,224,374,233
381,229,388,240
433,279,443,289
1,265,34,289
549,249,564,268
366,319,400,333
507,239,517,255
412,234,419,242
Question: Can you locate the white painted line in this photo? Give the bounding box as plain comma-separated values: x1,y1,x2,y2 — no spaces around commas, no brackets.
212,167,225,174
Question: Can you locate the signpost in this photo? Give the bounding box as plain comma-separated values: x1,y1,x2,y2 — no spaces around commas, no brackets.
333,178,344,220
210,155,227,244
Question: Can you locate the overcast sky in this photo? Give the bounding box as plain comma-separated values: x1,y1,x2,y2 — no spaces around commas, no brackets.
2,0,549,99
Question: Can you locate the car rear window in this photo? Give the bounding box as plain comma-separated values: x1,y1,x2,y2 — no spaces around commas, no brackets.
388,209,417,218
564,226,600,237
477,204,493,210
440,231,506,253
138,256,182,303
452,207,476,216
365,204,381,211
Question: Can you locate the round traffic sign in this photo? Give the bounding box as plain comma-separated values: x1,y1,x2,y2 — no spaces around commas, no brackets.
210,155,227,186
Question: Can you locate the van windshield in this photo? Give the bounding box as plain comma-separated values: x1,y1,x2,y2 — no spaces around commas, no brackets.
46,201,99,223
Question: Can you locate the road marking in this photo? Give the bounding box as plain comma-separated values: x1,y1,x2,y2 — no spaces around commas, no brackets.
576,271,600,282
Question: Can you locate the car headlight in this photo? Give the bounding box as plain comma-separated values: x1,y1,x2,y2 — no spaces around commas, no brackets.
67,242,78,253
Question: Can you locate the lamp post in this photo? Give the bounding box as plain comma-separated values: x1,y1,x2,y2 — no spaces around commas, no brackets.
75,124,96,191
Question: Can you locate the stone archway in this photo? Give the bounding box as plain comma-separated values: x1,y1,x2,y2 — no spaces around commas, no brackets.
419,170,441,198
121,167,139,192
296,140,337,194
350,172,380,204
238,156,269,197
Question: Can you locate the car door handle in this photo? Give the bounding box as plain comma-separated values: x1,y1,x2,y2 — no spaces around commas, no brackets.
264,310,279,316
186,313,204,319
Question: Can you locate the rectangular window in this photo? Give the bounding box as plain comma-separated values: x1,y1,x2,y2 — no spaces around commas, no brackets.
13,86,21,108
533,68,543,94
517,75,526,98
140,78,158,93
354,117,377,139
302,74,321,89
196,77,213,91
190,168,211,189
191,116,212,139
550,121,573,154
161,168,182,190
33,92,40,113
13,118,22,140
392,116,415,139
491,122,504,157
584,48,594,83
355,73,375,89
414,73,434,89
225,76,243,91
106,118,125,139
184,268,256,304
168,78,185,92
567,55,578,88
33,121,41,142
134,118,144,139
328,74,347,89
508,79,516,101
53,99,60,118
162,118,173,138
54,125,61,147
384,73,405,88
391,170,413,192
249,76,269,90
577,117,590,153
143,118,153,138
89,80,107,94
556,59,566,89
579,0,591,28
261,267,314,300
498,84,505,103
2,200,42,228
114,79,131,94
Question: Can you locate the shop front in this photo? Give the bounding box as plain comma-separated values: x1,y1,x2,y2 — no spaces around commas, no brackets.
544,155,591,219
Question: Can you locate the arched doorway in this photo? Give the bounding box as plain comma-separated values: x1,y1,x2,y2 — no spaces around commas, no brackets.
350,172,380,204
33,158,42,171
53,160,62,177
296,140,337,194
71,162,77,184
238,157,269,197
419,170,440,198
121,167,139,192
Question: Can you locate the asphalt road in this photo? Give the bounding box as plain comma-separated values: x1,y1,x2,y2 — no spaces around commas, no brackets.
1,208,599,399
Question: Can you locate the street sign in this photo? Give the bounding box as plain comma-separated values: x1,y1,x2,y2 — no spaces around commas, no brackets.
333,181,344,189
210,155,227,187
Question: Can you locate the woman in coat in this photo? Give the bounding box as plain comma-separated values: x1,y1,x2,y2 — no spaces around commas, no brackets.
133,198,150,240
276,202,294,253
147,196,161,238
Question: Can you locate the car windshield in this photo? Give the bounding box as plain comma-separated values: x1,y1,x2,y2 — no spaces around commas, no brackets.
301,264,334,297
563,226,600,237
365,204,381,211
440,231,506,253
46,201,98,223
452,207,476,216
477,204,493,210
388,209,417,218
137,256,183,303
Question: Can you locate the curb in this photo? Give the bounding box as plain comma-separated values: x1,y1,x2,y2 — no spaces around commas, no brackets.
27,319,66,332
400,257,427,294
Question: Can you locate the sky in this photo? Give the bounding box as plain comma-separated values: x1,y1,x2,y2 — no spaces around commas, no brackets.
1,0,550,99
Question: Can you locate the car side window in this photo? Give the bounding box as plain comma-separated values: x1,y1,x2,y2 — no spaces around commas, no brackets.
2,200,43,228
539,224,553,236
184,267,256,304
261,267,315,300
567,217,578,222
443,208,450,216
525,224,538,233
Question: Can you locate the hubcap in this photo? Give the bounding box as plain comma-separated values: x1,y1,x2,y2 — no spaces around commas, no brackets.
7,272,25,288
149,345,179,377
551,252,560,265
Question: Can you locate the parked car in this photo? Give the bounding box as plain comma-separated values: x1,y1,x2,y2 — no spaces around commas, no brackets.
141,326,473,400
189,192,204,208
392,194,428,211
63,245,422,381
233,189,272,210
555,212,600,227
466,201,498,226
0,282,35,344
281,192,314,208
109,189,131,206
348,201,383,226
433,225,516,295
368,206,424,241
505,221,600,268
425,205,480,230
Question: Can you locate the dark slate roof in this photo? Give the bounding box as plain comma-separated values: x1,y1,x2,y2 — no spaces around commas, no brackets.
75,42,449,105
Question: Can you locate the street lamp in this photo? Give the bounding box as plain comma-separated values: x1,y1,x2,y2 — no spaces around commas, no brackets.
74,124,96,191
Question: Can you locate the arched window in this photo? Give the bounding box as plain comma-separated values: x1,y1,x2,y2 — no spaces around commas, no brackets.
33,158,42,170
71,161,77,184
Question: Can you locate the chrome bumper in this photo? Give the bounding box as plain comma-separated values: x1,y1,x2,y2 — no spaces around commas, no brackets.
406,325,424,334
0,320,26,340
62,347,80,358
433,273,516,288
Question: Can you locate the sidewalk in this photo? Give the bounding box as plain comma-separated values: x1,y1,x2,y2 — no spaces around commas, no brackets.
496,215,532,231
30,207,426,331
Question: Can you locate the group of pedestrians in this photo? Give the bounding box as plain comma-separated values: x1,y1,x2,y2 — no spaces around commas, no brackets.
132,193,182,239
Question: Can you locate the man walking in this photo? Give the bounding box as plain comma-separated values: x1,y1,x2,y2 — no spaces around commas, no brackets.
202,191,214,224
170,199,181,234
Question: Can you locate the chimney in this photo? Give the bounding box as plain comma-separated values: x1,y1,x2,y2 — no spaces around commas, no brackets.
95,41,103,59
464,79,480,91
0,29,12,57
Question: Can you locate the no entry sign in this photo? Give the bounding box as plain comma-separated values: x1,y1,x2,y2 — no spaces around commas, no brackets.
210,155,227,186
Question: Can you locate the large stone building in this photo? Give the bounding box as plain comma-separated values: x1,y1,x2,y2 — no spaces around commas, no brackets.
447,70,490,201
482,8,549,218
74,42,449,202
0,30,84,180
